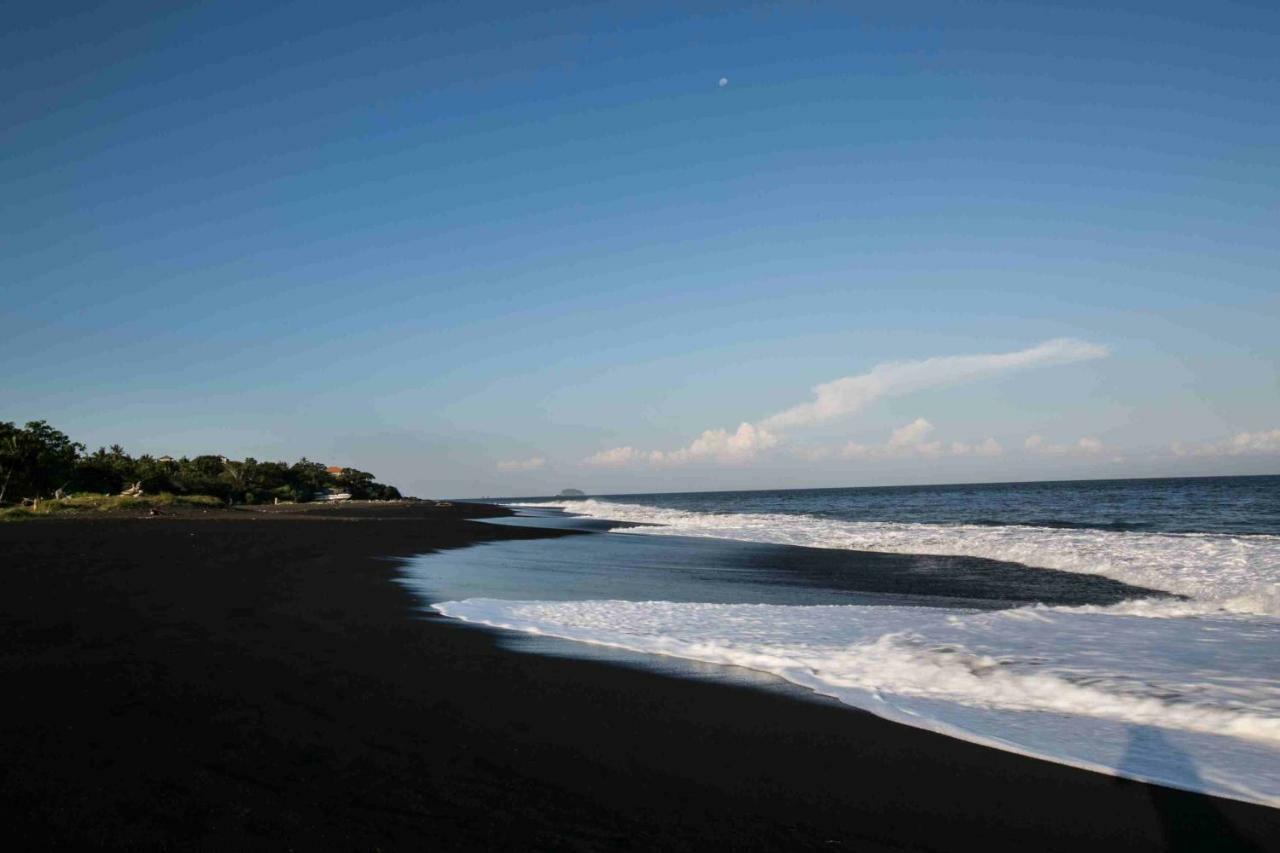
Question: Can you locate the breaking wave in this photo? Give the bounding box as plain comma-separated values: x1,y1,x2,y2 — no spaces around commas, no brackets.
511,499,1280,616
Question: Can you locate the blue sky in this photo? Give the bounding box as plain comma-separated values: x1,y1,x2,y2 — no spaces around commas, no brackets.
2,1,1277,496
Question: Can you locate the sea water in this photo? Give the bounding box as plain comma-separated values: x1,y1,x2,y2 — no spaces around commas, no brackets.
406,476,1280,806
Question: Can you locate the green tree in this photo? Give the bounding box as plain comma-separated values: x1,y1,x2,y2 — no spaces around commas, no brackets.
133,454,178,493
74,444,138,494
172,455,232,500
369,482,402,500
250,460,290,491
288,458,331,500
335,467,376,499
0,421,84,503
0,420,407,506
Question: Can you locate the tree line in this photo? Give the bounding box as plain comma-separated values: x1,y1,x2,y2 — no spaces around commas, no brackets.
0,420,403,505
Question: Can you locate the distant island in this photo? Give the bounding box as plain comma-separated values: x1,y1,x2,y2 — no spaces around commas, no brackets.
557,488,586,497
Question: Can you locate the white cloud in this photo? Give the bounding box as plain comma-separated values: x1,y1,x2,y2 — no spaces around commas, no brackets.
950,438,1003,457
1172,429,1280,457
584,446,642,467
888,417,935,449
839,441,872,459
575,339,1105,468
840,419,998,459
497,456,545,471
761,338,1108,432
587,424,779,467
1025,435,1104,456
651,422,779,465
1077,437,1104,454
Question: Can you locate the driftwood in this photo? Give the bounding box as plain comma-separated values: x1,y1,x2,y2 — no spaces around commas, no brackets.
119,481,144,497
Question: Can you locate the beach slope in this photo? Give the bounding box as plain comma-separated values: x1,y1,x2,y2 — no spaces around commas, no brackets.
1,502,1275,850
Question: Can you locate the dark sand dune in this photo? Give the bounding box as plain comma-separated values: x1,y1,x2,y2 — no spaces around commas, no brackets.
1,502,1275,850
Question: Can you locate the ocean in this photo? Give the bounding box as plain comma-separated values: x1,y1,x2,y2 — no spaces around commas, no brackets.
400,476,1280,807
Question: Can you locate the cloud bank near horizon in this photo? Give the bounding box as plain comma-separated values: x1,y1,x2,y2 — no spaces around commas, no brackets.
1172,429,1280,458
585,338,1109,467
1025,435,1105,456
497,456,546,471
836,418,1004,460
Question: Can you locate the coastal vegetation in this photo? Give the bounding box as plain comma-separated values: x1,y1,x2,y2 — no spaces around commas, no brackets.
0,492,226,520
0,420,402,515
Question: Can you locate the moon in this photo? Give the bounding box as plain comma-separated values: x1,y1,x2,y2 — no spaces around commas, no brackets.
718,77,728,88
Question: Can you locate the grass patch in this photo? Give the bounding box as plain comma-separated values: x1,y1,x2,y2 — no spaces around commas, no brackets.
0,492,225,520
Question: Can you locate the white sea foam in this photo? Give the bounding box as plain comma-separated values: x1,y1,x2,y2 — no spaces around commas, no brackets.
476,498,1280,802
512,500,1280,616
434,597,1280,805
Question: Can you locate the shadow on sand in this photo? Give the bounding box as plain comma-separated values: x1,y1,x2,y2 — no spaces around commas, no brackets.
1119,726,1260,851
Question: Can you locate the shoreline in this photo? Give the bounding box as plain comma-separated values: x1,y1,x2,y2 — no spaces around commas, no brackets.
2,502,1276,850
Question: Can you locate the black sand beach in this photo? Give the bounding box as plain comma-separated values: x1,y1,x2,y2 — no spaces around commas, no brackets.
2,502,1276,851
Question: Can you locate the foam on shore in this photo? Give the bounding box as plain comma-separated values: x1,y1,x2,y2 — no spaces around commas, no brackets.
434,596,1280,806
